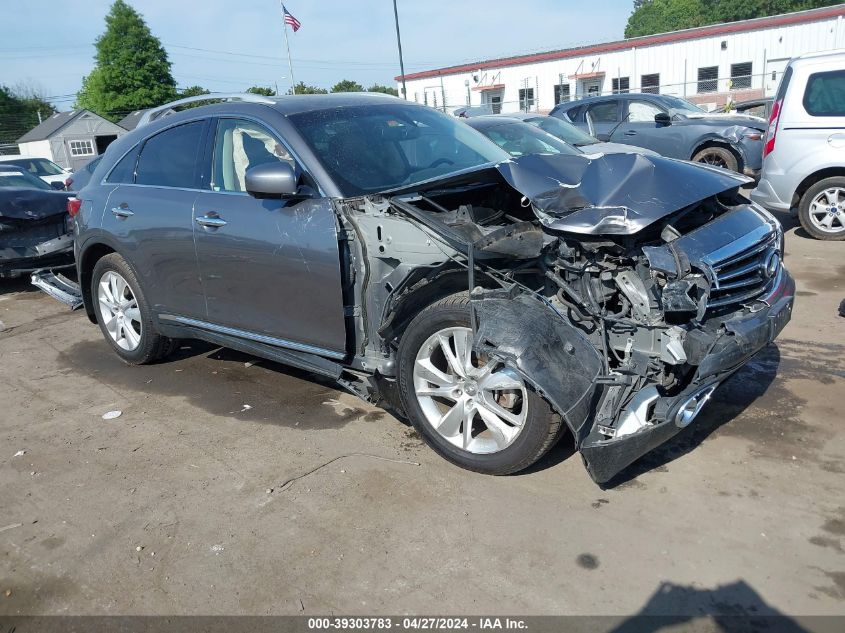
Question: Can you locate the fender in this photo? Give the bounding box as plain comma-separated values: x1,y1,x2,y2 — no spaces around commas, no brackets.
471,290,603,443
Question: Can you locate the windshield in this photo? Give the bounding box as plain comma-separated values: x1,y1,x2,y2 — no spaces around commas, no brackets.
2,158,65,177
660,96,707,116
473,121,581,158
0,169,52,190
288,104,509,196
526,116,599,146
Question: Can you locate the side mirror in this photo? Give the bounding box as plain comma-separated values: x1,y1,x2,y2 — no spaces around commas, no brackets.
654,112,672,126
245,162,298,197
50,181,66,190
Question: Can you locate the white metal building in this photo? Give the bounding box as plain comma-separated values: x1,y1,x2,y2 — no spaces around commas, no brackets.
396,5,845,114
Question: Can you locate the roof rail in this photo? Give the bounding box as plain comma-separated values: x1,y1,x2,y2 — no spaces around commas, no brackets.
137,93,276,127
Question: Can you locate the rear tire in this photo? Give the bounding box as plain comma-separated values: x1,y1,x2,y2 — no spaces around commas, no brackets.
798,177,845,241
692,146,739,173
91,253,178,365
397,293,563,475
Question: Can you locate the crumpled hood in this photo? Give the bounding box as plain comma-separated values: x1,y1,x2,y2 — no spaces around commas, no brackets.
0,188,70,221
496,152,750,235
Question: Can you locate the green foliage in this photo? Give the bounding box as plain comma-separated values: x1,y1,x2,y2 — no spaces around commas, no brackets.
625,0,841,38
0,84,57,145
178,85,214,109
331,79,364,93
76,0,177,120
246,86,276,96
367,84,399,96
287,82,328,95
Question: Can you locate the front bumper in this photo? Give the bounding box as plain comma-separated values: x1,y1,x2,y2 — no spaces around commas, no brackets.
581,267,795,484
0,233,74,278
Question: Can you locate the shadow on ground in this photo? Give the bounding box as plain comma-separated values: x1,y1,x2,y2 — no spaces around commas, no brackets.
607,580,810,632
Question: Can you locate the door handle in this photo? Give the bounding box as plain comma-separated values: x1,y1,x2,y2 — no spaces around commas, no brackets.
111,205,134,218
624,130,638,136
195,215,227,229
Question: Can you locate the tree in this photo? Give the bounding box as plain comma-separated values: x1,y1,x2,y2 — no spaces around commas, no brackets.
0,84,57,146
625,0,841,38
179,85,214,108
76,0,177,120
286,82,328,95
367,84,399,96
331,79,364,93
246,86,275,96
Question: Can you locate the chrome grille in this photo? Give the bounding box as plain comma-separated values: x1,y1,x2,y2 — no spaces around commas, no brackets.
708,233,779,309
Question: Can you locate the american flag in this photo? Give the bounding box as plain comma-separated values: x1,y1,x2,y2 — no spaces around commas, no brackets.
282,4,301,32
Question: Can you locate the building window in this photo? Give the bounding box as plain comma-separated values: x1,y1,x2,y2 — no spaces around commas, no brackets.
519,88,535,111
641,73,660,94
554,83,571,104
612,77,630,94
731,62,753,89
697,66,718,93
68,139,95,157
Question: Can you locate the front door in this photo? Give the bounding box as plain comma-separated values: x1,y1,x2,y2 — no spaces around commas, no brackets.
614,99,684,157
192,117,347,356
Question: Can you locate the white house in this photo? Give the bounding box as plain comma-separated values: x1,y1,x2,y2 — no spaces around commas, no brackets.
396,5,845,114
17,110,127,171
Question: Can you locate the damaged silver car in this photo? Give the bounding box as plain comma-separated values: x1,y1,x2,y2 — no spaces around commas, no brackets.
65,94,794,483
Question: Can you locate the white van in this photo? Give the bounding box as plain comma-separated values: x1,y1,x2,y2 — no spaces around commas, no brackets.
751,49,845,240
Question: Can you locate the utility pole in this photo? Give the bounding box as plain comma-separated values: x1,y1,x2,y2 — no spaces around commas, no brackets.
392,0,407,99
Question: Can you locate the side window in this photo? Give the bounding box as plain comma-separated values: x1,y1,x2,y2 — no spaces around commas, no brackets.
586,101,619,123
135,121,205,188
106,146,140,184
212,119,295,192
628,100,664,122
803,70,845,117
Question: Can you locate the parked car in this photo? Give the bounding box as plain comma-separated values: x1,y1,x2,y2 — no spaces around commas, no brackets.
65,156,102,192
551,93,766,176
464,116,582,157
451,105,493,118
501,112,659,156
0,156,71,188
727,98,774,120
67,93,793,484
751,49,845,240
0,165,74,278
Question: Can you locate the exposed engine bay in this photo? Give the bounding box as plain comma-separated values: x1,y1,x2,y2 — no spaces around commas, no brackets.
339,152,794,483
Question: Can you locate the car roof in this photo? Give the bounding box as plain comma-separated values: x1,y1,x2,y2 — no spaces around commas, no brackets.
555,93,665,109
464,115,530,128
791,48,845,65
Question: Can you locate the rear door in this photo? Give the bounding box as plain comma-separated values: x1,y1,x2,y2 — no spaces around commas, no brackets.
614,99,685,158
101,120,208,319
584,99,621,140
192,117,347,357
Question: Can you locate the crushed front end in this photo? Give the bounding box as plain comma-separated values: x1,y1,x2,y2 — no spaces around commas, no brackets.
354,152,794,484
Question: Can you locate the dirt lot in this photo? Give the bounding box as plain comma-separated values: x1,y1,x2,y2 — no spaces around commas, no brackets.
1,214,843,618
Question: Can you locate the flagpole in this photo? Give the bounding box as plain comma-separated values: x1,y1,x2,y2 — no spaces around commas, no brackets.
282,14,296,94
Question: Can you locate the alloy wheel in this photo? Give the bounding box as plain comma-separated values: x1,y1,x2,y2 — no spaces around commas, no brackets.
808,187,845,234
412,326,528,454
97,271,142,351
698,152,728,168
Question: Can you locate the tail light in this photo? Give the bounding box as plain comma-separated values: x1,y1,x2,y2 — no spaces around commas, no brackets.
67,197,82,218
763,99,783,158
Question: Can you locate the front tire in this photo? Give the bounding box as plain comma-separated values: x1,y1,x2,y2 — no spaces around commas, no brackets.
692,146,739,172
91,253,177,364
798,177,845,241
397,293,563,475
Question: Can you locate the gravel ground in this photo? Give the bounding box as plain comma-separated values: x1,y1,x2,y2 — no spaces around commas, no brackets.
0,213,843,618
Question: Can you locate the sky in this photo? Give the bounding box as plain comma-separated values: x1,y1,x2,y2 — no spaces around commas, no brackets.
0,0,635,111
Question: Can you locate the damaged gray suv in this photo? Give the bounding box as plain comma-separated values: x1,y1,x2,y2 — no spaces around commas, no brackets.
71,93,794,483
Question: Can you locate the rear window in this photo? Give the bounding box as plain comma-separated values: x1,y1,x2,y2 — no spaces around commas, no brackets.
775,65,793,103
803,69,845,116
135,121,205,188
